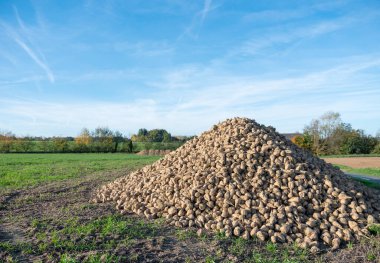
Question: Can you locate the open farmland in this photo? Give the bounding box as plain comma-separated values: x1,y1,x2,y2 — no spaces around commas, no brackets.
323,157,380,191
323,157,380,170
1,155,379,261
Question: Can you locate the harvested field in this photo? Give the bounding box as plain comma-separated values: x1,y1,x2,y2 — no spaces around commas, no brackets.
1,153,380,262
323,157,380,169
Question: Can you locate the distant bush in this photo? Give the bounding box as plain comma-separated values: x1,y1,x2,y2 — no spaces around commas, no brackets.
302,111,378,155
340,131,378,154
372,143,380,154
132,142,183,152
291,134,313,151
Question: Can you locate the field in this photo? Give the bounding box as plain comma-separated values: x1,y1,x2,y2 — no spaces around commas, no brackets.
322,156,380,169
323,157,380,173
1,154,379,262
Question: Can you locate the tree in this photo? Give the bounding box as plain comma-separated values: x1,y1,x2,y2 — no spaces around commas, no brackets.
92,127,114,152
112,131,124,152
291,133,313,151
340,129,377,154
16,139,33,152
0,130,15,153
52,137,69,152
303,111,377,155
304,112,346,155
147,129,171,142
75,128,92,152
128,140,133,152
121,139,134,153
75,128,92,144
39,140,53,152
137,128,148,137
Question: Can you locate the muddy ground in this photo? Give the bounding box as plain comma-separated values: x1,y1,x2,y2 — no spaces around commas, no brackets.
323,157,380,168
0,168,379,262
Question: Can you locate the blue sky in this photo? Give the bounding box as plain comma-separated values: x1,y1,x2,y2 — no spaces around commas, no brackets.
1,0,380,137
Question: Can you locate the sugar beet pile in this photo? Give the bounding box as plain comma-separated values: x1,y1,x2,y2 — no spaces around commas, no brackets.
93,118,380,251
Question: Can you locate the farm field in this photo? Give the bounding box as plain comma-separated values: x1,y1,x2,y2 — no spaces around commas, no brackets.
323,157,380,170
0,154,379,262
323,157,380,178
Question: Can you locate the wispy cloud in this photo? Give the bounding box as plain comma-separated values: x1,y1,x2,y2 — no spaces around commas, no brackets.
200,0,213,24
12,38,55,83
142,55,380,134
235,19,347,57
178,0,216,40
0,7,55,83
113,41,174,57
1,55,380,136
0,98,160,136
243,9,310,23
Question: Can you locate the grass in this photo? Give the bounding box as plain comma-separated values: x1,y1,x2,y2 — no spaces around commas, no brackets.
0,214,162,261
132,141,184,151
0,153,160,190
332,164,380,189
175,229,197,241
354,178,380,190
334,164,380,177
368,224,380,235
229,237,249,256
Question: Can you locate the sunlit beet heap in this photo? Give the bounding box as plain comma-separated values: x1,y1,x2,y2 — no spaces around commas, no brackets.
93,117,380,252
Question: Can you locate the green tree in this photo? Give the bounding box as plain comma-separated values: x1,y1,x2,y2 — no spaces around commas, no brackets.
92,127,114,152
147,129,171,142
340,129,377,154
112,131,124,152
137,128,148,137
52,137,69,152
0,131,15,153
121,139,134,153
16,139,34,152
304,112,346,155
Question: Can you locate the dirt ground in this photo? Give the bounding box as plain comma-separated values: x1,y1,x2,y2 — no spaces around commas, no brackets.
323,157,380,168
1,168,379,262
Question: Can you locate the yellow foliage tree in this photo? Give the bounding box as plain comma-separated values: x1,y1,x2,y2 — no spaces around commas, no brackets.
75,128,92,145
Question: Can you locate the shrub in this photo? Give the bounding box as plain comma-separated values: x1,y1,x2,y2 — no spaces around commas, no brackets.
372,143,380,154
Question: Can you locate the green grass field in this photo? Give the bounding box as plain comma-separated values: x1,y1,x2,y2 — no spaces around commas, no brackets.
335,164,380,178
0,153,160,190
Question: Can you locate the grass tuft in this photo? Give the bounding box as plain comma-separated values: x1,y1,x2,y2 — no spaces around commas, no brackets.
368,224,380,235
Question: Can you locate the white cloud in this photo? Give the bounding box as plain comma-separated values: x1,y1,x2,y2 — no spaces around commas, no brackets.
2,55,379,136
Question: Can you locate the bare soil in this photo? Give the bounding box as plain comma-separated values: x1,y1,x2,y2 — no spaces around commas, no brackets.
323,157,380,168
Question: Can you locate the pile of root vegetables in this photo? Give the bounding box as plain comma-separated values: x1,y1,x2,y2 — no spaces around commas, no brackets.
93,117,380,252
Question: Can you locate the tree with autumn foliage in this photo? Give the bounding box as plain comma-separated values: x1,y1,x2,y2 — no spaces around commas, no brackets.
0,130,15,153
291,133,313,151
75,128,93,152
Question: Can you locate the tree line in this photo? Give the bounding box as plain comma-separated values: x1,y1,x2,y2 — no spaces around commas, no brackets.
0,127,190,153
291,112,380,155
1,114,378,155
